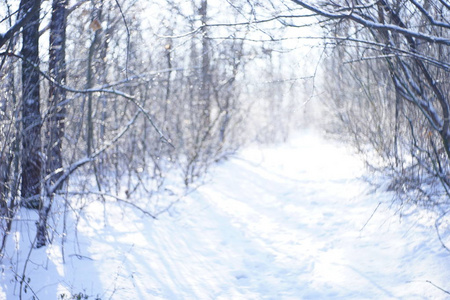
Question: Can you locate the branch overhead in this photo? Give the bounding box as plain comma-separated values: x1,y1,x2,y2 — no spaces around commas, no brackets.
289,0,450,46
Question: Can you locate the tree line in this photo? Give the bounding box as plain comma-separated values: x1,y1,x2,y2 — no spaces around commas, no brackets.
0,0,306,256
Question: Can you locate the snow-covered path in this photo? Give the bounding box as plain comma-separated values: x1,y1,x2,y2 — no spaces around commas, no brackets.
180,132,450,299
2,131,450,299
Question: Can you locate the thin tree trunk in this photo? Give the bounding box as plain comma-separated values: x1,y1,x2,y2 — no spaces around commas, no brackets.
86,2,103,156
199,0,210,127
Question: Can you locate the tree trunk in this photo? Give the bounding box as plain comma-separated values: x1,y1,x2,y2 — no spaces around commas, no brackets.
47,0,67,189
36,0,68,249
21,0,41,209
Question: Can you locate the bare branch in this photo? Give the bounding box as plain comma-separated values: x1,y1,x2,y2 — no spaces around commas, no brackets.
156,13,318,39
47,111,141,195
0,0,40,48
0,51,173,147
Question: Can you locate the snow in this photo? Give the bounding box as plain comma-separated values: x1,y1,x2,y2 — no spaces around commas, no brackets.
1,130,450,299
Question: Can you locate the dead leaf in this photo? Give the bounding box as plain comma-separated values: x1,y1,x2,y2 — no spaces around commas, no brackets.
89,19,102,31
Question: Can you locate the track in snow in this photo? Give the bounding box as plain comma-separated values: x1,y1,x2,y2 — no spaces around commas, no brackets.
2,130,450,299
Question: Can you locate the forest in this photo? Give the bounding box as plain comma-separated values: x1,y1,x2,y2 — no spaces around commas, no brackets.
0,0,449,298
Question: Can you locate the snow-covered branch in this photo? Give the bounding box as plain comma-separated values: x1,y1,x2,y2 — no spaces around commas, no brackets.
289,0,450,46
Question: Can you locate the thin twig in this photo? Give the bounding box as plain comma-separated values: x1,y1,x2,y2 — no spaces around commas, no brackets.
360,202,381,231
426,280,450,295
435,211,450,253
63,191,157,219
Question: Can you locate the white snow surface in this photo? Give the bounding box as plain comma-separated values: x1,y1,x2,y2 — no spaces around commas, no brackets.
1,130,450,299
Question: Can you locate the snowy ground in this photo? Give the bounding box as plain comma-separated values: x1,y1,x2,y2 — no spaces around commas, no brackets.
1,130,450,299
